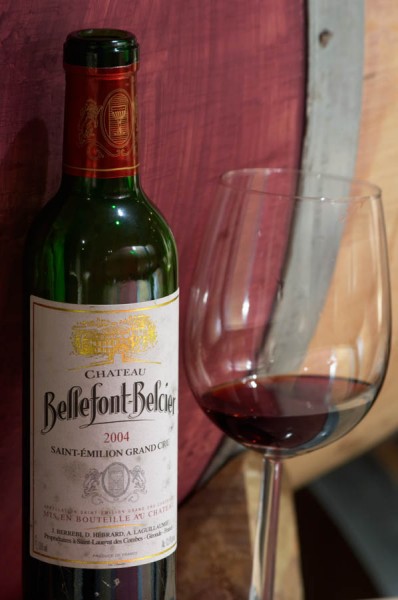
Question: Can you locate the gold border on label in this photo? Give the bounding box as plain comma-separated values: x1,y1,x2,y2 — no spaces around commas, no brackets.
32,291,179,314
32,542,177,566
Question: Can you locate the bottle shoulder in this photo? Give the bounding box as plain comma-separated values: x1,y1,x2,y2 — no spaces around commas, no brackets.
25,184,178,303
27,185,176,250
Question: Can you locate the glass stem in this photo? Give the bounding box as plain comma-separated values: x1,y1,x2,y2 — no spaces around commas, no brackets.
249,457,283,600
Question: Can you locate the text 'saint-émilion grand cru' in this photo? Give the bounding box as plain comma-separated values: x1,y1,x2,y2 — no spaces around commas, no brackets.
23,29,178,600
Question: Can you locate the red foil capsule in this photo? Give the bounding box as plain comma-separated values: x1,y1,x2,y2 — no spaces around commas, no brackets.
63,64,139,179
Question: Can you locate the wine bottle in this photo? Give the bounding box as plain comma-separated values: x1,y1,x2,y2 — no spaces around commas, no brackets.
23,29,178,600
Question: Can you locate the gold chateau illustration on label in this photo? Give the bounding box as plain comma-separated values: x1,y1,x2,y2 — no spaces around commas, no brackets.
71,313,157,366
30,291,178,569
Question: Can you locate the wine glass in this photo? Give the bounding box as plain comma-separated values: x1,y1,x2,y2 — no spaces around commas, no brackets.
184,168,391,600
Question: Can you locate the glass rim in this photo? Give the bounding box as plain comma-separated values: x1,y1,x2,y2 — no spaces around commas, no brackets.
219,167,382,203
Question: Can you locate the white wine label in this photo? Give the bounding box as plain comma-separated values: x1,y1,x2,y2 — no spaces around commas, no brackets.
30,291,178,569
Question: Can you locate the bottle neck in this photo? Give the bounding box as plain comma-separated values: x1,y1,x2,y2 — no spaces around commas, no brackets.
62,63,140,191
60,173,141,196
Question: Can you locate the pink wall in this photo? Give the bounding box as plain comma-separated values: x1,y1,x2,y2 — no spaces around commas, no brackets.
0,1,305,596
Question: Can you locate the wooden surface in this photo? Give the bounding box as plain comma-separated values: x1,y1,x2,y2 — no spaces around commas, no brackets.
286,0,398,489
177,452,303,600
0,1,306,598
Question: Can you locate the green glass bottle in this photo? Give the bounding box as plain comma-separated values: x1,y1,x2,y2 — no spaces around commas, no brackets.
23,30,178,600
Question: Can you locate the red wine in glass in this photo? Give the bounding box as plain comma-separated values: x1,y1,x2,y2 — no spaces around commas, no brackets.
199,374,375,457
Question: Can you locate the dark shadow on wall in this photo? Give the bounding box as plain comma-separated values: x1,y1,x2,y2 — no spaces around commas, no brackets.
0,118,48,600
